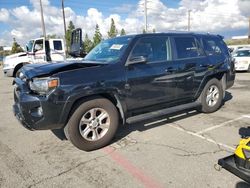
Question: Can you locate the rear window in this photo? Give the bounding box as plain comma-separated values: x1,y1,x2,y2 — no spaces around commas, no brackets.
53,40,62,50
174,37,203,59
202,36,228,56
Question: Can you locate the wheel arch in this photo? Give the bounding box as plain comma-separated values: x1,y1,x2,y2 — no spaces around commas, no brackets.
13,62,29,77
196,71,227,100
63,93,126,128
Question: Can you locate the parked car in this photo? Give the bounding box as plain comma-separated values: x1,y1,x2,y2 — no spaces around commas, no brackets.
233,48,250,72
13,31,235,151
228,45,250,56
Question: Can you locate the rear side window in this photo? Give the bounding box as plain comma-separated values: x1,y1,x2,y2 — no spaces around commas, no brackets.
53,40,62,50
130,37,171,63
202,36,228,56
174,37,203,59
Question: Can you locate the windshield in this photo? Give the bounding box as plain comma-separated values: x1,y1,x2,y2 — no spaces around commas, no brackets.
235,50,250,57
84,36,133,63
26,40,34,52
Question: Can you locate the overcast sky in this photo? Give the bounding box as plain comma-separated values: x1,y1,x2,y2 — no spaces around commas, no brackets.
0,0,249,46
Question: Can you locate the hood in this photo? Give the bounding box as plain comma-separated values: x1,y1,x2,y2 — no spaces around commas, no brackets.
21,61,104,78
5,52,27,60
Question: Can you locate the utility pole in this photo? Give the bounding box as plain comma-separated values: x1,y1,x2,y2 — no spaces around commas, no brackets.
144,0,148,33
39,0,46,39
62,0,67,39
248,16,250,39
61,0,67,53
188,10,191,31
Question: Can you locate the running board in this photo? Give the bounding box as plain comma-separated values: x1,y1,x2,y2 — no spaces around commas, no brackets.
126,101,200,124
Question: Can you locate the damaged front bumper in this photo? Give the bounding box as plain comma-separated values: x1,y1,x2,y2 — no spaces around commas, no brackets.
13,77,68,130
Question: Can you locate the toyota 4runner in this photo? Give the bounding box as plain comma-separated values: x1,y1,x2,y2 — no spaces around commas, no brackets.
13,31,235,151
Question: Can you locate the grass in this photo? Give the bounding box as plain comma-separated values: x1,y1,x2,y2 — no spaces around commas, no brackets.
224,38,250,45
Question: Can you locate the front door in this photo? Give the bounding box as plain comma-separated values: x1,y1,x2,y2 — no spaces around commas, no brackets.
125,36,176,112
32,39,46,63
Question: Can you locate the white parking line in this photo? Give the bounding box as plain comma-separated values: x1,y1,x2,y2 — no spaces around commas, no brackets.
169,124,235,151
196,116,244,135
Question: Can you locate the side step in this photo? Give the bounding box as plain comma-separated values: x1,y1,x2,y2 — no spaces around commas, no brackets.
126,101,200,124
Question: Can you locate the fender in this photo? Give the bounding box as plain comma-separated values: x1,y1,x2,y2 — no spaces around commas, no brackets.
59,87,127,126
194,62,228,100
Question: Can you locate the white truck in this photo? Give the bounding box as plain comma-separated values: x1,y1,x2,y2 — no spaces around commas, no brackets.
3,38,66,77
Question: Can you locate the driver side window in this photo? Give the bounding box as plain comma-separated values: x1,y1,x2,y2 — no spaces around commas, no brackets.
34,40,44,52
130,37,170,63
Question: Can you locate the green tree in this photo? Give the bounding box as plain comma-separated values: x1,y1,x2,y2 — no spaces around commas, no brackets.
93,24,102,47
65,21,75,51
47,34,59,39
142,29,146,34
11,38,24,54
152,28,156,33
108,18,118,38
83,33,93,53
120,28,126,36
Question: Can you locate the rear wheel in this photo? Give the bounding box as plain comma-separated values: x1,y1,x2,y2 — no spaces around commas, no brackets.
64,98,119,151
200,78,223,113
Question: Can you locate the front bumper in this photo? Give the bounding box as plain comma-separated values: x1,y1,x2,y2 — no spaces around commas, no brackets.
235,63,249,71
13,78,68,130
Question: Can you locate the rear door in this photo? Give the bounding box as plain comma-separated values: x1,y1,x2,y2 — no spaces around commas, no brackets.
125,36,176,111
171,35,207,101
49,39,66,61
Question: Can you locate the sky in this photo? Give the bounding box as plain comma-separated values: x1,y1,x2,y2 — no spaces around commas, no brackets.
0,0,249,47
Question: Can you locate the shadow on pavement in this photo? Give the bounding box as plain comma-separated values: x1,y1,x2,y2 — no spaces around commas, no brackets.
51,91,233,143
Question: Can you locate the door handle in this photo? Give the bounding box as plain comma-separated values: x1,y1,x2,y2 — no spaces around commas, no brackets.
165,67,177,72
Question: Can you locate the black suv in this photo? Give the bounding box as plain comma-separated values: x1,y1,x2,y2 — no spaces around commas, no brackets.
13,32,235,151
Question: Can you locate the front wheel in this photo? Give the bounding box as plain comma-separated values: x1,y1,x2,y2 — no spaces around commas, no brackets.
64,98,119,151
199,78,223,113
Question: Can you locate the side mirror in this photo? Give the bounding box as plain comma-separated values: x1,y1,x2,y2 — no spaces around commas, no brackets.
128,56,147,65
69,28,86,58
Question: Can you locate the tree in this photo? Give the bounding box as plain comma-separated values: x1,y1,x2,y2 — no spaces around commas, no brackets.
47,34,59,39
120,28,126,36
93,24,102,47
108,18,118,38
142,29,146,34
152,28,156,33
83,34,93,53
65,21,75,51
11,38,24,54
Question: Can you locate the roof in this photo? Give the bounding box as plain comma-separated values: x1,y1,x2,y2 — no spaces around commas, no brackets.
117,31,222,39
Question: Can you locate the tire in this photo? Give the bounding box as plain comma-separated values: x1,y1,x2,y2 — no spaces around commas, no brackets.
199,78,223,113
64,98,119,151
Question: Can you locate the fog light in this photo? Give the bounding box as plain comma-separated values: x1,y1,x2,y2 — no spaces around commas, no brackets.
30,107,43,117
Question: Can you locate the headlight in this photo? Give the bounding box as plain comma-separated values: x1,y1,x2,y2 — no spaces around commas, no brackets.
29,77,59,95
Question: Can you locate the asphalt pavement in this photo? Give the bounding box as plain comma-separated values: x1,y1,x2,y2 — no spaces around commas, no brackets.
0,68,250,188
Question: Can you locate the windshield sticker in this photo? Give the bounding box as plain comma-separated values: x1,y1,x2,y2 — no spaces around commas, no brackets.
110,44,123,50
